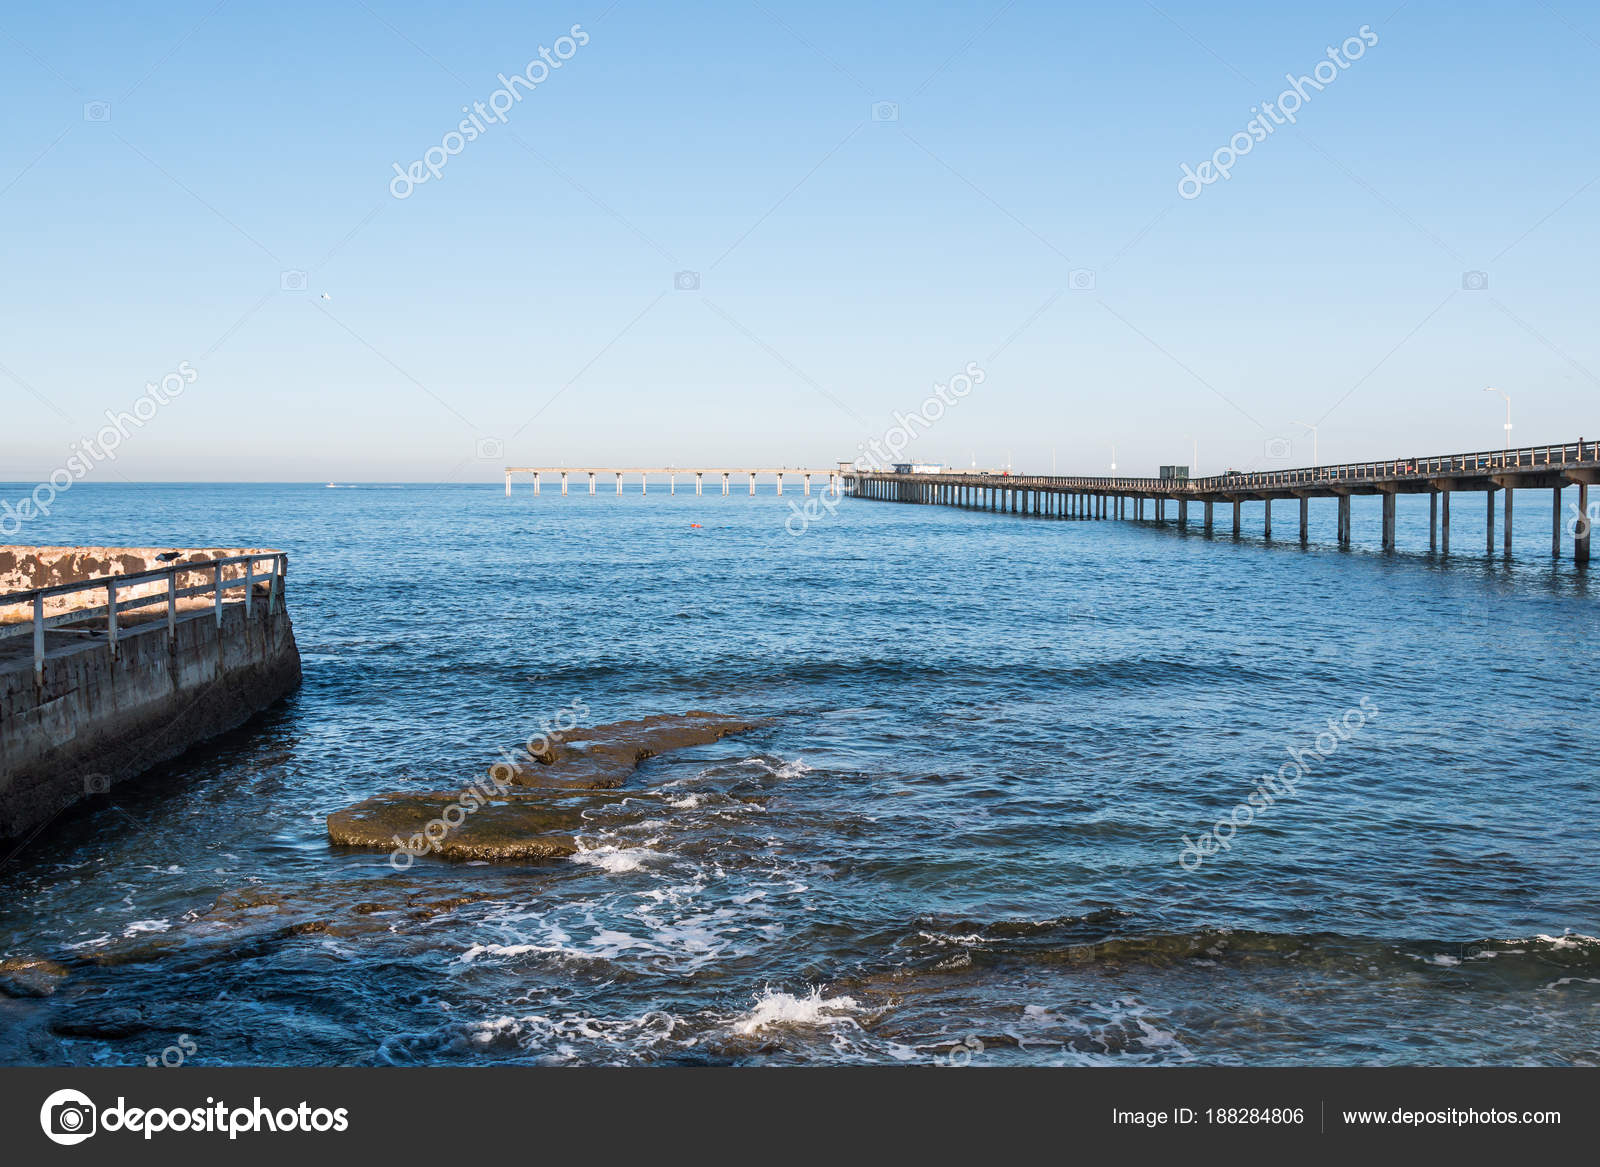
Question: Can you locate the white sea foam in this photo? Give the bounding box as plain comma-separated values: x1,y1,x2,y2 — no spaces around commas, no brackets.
122,918,171,937
741,756,812,780
459,942,546,963
571,844,661,874
1530,932,1600,949
731,986,863,1036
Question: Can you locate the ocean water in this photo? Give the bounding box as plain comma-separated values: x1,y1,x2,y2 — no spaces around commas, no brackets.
0,481,1597,1066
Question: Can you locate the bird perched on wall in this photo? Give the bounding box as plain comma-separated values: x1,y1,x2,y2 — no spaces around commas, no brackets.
155,552,181,562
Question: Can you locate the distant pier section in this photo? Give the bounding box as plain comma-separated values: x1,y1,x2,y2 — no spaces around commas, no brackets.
0,547,302,840
846,439,1599,562
505,466,845,497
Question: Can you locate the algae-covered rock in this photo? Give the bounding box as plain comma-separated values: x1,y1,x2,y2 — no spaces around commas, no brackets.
504,712,771,789
0,957,69,998
326,712,771,863
328,792,593,863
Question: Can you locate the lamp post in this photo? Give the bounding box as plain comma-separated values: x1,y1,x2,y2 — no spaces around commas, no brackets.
1291,421,1319,466
1484,387,1511,452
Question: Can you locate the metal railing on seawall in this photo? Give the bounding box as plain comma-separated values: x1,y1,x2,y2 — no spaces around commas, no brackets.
0,552,288,682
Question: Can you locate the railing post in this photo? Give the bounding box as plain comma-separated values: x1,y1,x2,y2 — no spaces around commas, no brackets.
214,563,223,628
167,568,178,641
33,594,44,682
106,579,118,659
245,558,255,617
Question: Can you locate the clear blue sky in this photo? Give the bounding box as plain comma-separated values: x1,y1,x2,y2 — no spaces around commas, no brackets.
1,0,1596,481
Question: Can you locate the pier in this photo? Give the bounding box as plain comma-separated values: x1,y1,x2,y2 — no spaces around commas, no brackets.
505,467,845,497
0,547,301,840
846,439,1599,563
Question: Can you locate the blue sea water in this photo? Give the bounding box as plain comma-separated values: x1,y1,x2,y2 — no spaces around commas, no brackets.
0,481,1596,1065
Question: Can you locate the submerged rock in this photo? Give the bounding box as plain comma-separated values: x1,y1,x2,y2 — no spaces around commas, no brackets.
0,957,69,998
51,1005,149,1039
504,712,771,789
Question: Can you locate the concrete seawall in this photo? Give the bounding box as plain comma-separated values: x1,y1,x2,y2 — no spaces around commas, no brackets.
0,546,302,840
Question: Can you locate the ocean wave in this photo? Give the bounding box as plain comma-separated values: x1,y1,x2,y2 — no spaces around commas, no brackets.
571,843,664,874
902,918,1600,975
730,986,864,1035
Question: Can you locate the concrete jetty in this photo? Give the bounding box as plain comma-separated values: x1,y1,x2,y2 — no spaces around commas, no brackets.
0,546,301,840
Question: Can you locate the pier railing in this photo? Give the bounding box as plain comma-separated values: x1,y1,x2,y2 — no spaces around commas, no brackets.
859,439,1598,495
0,552,288,680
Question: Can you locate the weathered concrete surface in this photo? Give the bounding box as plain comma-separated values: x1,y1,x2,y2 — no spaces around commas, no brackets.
0,546,301,840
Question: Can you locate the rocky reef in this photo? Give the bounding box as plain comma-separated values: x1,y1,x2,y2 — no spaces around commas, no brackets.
502,711,769,789
326,711,769,863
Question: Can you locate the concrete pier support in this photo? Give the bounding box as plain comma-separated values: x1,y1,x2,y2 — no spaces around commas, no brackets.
1381,492,1396,551
1179,499,1187,527
561,472,569,496
1263,499,1272,540
1504,486,1513,556
1204,500,1214,534
1232,499,1241,539
1430,492,1437,550
1441,490,1451,555
615,473,623,495
1486,487,1496,554
1336,495,1351,546
1579,482,1592,564
749,473,756,495
505,472,512,496
1553,486,1561,556
1300,496,1309,543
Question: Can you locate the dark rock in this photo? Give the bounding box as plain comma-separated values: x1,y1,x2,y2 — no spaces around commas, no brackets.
51,1005,148,1039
